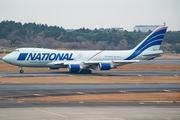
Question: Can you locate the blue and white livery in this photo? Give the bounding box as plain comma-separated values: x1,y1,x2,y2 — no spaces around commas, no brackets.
3,26,168,74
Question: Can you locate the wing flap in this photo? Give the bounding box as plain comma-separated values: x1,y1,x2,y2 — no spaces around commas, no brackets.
54,61,82,65
112,60,140,63
84,60,140,64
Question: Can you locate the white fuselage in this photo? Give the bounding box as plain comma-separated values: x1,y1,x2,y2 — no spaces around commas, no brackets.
3,48,161,68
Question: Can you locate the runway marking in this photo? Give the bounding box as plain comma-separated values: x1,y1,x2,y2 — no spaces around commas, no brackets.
139,102,145,104
17,101,24,103
119,90,126,93
163,90,170,92
34,109,67,118
76,92,84,94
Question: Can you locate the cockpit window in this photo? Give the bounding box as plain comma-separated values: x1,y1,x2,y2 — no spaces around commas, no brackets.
13,50,19,52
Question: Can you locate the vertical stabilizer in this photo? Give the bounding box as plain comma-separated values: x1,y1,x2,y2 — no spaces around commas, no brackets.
125,26,167,60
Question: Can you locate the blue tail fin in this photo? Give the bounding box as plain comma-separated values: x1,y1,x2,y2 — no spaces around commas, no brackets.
125,26,167,60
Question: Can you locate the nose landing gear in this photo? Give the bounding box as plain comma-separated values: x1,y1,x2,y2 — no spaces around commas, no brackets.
19,67,24,74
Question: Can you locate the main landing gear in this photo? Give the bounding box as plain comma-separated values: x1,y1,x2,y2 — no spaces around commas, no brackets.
71,69,92,74
80,69,92,74
19,67,24,74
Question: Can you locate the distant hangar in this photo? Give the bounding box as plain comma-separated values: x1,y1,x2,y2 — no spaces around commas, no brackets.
134,23,166,32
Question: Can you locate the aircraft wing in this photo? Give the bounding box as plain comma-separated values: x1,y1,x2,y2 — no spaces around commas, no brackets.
47,61,82,66
46,60,141,71
47,60,141,66
84,60,141,65
84,60,140,64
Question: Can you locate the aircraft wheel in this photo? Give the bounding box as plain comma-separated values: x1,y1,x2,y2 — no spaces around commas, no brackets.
80,69,92,74
71,71,79,73
19,70,24,74
87,70,92,74
80,70,85,74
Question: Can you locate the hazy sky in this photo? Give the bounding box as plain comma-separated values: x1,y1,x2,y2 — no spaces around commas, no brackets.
0,0,180,31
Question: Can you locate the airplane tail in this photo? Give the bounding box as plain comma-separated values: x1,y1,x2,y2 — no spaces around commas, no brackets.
125,26,168,60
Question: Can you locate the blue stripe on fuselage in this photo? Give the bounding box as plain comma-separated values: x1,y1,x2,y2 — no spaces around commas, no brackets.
125,40,162,60
136,29,166,51
17,53,28,60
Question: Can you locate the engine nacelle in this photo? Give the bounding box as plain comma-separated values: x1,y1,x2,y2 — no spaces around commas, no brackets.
98,63,111,70
68,64,80,72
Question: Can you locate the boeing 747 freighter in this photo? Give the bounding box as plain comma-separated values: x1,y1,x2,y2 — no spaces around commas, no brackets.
3,26,167,74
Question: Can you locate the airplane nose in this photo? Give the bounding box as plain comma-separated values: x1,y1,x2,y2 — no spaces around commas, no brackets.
2,54,12,63
2,55,8,62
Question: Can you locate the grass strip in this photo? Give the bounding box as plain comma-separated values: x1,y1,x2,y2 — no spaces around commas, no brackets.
13,93,180,103
0,76,179,84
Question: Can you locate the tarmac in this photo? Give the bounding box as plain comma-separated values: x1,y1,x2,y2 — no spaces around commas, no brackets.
0,70,179,77
0,83,180,108
1,106,180,120
0,57,180,120
0,83,180,120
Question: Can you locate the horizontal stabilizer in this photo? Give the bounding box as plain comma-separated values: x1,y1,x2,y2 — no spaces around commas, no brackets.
142,52,163,57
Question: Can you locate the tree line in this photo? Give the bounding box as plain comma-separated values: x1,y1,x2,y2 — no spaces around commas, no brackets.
0,20,179,53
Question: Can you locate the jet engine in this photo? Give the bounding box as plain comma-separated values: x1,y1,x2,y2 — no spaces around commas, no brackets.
68,64,80,72
98,63,111,70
